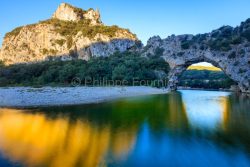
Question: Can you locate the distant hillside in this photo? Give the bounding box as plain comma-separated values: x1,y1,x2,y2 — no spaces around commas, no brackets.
179,69,235,89
187,65,221,71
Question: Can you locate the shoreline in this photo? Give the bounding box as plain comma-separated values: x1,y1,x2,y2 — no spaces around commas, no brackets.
0,86,168,108
177,87,233,92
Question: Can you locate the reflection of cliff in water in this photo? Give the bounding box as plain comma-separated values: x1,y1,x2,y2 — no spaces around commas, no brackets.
212,93,250,153
0,91,250,166
0,93,189,167
35,91,190,133
0,109,137,167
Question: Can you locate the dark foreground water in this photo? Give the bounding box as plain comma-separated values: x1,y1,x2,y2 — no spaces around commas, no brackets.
0,90,250,167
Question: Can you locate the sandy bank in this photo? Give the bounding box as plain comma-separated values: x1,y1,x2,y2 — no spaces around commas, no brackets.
0,86,167,107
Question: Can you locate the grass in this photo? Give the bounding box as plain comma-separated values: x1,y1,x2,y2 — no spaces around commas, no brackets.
188,65,221,71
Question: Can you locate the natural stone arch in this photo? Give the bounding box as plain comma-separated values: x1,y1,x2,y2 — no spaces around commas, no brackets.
167,59,231,91
144,35,250,93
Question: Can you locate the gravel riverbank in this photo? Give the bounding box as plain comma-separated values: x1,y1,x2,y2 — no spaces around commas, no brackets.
0,86,168,107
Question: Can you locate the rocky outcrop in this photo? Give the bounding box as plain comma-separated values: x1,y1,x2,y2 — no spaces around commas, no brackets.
52,3,102,25
0,3,139,64
143,20,250,93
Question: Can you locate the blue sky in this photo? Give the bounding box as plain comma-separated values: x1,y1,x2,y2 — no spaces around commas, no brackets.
1,0,250,45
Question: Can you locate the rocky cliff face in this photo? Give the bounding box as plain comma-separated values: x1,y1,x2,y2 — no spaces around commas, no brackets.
0,3,139,64
143,19,250,93
52,3,102,25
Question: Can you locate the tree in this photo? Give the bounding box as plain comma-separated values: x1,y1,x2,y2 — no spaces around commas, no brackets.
112,65,127,81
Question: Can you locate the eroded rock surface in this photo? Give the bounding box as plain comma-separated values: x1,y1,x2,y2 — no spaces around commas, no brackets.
143,21,250,93
0,3,139,64
52,3,102,25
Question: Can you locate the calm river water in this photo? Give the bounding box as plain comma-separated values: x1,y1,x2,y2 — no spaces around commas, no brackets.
0,90,250,167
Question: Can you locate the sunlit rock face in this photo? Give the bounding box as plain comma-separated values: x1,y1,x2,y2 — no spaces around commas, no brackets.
0,3,139,65
143,21,250,93
52,3,102,25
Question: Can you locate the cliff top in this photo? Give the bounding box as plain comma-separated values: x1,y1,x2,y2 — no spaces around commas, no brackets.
52,3,102,25
4,3,137,40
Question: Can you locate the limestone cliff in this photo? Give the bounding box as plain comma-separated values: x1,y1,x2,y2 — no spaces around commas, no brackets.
143,19,250,93
0,3,139,64
52,3,102,25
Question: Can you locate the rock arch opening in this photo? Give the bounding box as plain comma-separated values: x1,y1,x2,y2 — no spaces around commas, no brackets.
166,56,247,93
177,62,236,90
144,28,250,94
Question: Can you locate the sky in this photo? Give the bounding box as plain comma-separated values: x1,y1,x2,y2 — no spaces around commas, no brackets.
1,0,250,66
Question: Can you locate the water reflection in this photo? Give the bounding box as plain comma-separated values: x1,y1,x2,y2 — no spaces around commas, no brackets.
0,90,249,167
181,90,230,130
0,109,111,167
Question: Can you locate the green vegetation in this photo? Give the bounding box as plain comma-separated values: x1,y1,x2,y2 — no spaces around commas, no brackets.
228,51,236,59
70,4,87,15
207,26,236,51
176,18,250,53
5,18,136,42
0,51,236,89
240,18,250,41
188,65,221,71
154,47,164,57
42,49,49,55
179,70,235,89
2,17,130,56
181,41,191,50
55,39,66,46
207,19,250,51
5,26,23,37
0,61,4,67
0,52,169,87
41,48,58,55
38,19,132,39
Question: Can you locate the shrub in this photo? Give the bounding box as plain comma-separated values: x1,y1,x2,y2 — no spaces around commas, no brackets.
5,18,136,42
234,61,239,66
67,36,73,49
43,19,135,39
228,51,236,59
239,49,246,55
181,41,190,49
177,52,185,57
49,49,58,55
209,39,232,51
200,45,205,50
239,68,246,74
0,61,4,67
112,65,127,80
241,28,250,41
231,36,242,44
69,50,78,58
42,49,49,55
193,34,207,43
5,26,23,37
55,39,66,46
154,47,164,57
219,26,233,38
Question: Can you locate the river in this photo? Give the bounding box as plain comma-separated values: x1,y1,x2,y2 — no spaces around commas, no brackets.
0,90,249,167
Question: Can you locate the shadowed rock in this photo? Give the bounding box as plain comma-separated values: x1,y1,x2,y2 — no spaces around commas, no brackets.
143,21,250,93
